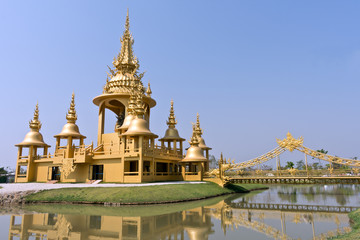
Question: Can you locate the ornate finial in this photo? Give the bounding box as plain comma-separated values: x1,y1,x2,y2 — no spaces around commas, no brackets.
66,93,77,123
146,82,152,96
276,132,304,152
134,93,145,118
194,113,203,137
29,103,42,131
166,100,177,128
189,124,199,146
125,8,130,31
112,10,139,75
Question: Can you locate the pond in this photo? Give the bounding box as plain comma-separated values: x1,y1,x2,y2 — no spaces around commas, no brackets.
1,184,360,240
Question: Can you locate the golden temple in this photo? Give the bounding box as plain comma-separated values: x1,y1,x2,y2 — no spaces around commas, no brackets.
14,11,211,183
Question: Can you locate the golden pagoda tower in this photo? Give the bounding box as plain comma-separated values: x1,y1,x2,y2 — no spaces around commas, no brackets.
181,125,207,181
159,100,185,156
194,113,212,170
123,92,158,182
93,10,156,146
54,93,86,159
15,104,50,182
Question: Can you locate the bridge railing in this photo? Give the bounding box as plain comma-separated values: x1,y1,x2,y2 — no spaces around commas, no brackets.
225,169,359,178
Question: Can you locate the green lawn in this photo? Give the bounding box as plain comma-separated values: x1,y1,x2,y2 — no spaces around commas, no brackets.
25,183,268,204
329,209,360,240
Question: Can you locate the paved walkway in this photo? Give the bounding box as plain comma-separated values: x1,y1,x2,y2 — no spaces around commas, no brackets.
0,181,205,194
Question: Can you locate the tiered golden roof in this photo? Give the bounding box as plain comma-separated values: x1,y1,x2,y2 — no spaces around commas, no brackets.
182,126,207,162
159,100,185,141
123,93,158,137
54,93,86,139
195,113,211,150
103,9,145,95
16,103,50,147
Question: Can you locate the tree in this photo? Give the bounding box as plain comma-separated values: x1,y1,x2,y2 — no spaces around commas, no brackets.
312,162,321,170
261,164,272,171
285,161,295,169
0,167,7,174
0,167,8,183
296,160,305,170
313,149,328,169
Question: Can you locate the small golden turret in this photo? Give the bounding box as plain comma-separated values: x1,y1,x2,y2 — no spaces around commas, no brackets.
182,125,207,162
146,82,152,97
123,93,158,137
159,100,185,141
194,113,212,151
16,103,50,147
54,93,86,139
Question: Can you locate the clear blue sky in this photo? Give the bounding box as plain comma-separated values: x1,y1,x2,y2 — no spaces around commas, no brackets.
1,1,359,169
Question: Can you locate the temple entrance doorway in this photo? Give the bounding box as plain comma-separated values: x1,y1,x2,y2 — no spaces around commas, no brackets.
91,165,104,180
51,167,61,181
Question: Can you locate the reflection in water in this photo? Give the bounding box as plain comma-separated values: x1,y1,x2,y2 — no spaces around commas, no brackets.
6,185,360,240
234,184,360,207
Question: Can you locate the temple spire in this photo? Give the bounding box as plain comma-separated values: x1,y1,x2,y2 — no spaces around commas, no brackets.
29,103,41,131
189,125,199,146
66,93,77,124
166,100,177,128
112,9,139,74
194,113,203,137
134,93,145,118
127,89,137,115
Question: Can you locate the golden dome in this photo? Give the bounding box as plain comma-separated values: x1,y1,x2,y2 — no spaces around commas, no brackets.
182,125,207,162
183,146,207,162
122,117,158,137
119,90,136,131
123,93,158,137
54,93,86,139
54,123,85,139
159,100,185,141
198,137,212,150
160,128,185,141
119,114,135,130
194,113,211,150
16,103,50,147
16,130,49,147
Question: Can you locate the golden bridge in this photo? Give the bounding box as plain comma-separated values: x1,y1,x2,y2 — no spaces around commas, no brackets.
206,132,360,185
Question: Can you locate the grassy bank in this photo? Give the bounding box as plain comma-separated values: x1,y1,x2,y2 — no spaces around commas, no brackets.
25,183,267,205
330,209,360,240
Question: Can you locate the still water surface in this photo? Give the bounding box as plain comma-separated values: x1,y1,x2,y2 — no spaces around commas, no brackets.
1,184,360,240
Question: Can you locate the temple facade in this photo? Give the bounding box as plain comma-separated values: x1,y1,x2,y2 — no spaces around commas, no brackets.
14,11,211,183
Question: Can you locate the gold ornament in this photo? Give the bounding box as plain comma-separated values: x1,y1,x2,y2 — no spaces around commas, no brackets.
276,132,304,152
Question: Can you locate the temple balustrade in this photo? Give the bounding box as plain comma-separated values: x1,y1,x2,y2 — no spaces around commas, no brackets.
143,145,182,159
